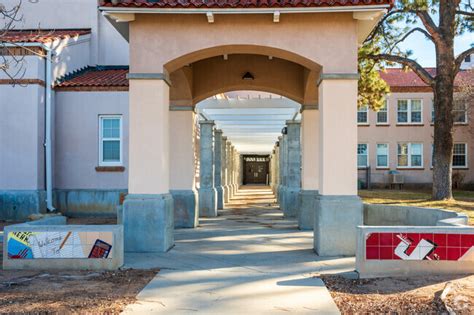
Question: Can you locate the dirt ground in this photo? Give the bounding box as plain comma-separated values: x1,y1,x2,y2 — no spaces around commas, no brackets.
0,268,158,314
322,274,474,314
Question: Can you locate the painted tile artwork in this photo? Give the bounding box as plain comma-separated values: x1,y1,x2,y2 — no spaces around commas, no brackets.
365,232,474,261
7,231,113,259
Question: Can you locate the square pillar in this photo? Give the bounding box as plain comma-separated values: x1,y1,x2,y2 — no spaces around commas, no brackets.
273,143,280,195
314,75,362,256
299,109,319,230
278,133,288,209
222,136,230,205
282,121,301,218
199,120,217,217
170,109,198,228
123,78,174,252
225,141,232,202
214,130,224,210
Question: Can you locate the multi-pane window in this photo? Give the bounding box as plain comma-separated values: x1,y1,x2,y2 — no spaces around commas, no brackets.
398,143,423,168
99,115,122,166
453,102,467,124
397,99,422,124
376,100,388,124
453,143,467,168
357,144,369,167
376,143,389,168
357,105,369,124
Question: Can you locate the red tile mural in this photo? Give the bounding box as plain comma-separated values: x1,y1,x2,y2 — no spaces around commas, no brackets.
365,232,474,261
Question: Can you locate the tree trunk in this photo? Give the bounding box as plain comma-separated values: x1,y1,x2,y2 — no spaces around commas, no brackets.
432,0,457,200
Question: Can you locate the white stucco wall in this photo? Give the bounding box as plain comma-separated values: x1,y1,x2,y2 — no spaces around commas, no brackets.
0,84,45,190
54,91,129,190
52,36,91,81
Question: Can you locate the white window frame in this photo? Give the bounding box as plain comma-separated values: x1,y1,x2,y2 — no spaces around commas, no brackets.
397,99,423,124
453,143,468,168
397,142,424,168
376,99,389,125
99,115,123,166
357,105,369,125
357,143,369,168
453,102,468,124
376,143,389,168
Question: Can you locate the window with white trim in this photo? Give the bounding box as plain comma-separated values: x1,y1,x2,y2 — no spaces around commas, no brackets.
357,105,369,124
376,100,388,124
358,144,369,167
453,102,467,124
99,115,122,166
453,143,467,168
376,143,389,168
397,99,422,124
398,142,423,168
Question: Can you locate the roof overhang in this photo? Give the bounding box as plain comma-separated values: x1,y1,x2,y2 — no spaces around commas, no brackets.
100,5,389,43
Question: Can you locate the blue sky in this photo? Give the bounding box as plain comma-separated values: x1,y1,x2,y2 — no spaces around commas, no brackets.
397,26,473,67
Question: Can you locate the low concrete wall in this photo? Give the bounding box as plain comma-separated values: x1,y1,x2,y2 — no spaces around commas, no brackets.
0,190,46,221
356,226,474,278
3,222,123,270
55,189,127,218
364,204,468,226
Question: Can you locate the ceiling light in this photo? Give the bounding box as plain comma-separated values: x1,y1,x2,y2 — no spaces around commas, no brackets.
242,72,255,80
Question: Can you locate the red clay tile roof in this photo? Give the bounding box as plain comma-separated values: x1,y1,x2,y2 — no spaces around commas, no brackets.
1,29,91,44
55,66,129,91
380,68,473,88
99,0,393,9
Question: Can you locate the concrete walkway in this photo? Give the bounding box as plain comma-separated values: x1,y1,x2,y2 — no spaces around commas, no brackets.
124,186,352,314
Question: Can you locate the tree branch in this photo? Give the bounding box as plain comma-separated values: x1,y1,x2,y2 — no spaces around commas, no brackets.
416,10,442,44
456,10,474,17
366,54,436,86
389,27,434,53
455,47,474,73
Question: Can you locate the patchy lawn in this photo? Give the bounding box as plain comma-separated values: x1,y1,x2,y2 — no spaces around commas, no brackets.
0,269,158,314
322,274,474,314
359,189,474,225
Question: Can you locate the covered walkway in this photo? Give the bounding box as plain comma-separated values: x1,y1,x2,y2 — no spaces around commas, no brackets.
124,186,353,314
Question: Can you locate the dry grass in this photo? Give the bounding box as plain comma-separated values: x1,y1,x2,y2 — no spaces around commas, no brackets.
359,189,474,225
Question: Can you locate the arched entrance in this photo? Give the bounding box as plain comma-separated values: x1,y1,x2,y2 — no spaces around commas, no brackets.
101,3,389,256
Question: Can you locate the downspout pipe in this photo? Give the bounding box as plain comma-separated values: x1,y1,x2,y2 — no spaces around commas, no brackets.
4,43,55,211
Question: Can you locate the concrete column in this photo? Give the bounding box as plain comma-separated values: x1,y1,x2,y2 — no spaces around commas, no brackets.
123,78,174,252
278,133,288,209
221,136,229,205
282,121,301,218
198,120,217,217
231,145,237,194
225,141,232,202
214,130,224,210
273,143,280,195
315,77,362,256
299,109,319,230
170,110,199,228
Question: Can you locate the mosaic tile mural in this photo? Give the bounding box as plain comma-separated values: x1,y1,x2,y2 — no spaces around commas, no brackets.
7,231,113,259
365,232,474,261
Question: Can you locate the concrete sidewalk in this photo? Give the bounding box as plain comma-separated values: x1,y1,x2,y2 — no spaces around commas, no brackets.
123,187,350,314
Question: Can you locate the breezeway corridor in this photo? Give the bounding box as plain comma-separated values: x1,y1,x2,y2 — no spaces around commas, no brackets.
124,186,353,314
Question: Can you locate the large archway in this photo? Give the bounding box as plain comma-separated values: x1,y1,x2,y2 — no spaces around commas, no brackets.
105,4,388,256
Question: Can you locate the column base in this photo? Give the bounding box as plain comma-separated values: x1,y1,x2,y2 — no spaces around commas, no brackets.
199,187,217,217
278,185,287,211
282,187,300,218
123,194,174,252
314,195,363,256
223,185,230,204
170,189,198,228
216,186,224,210
298,190,318,230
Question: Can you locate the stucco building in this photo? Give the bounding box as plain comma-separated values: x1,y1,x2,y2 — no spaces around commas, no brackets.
1,0,473,255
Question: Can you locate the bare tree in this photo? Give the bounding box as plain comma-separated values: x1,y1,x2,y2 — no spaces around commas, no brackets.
361,0,474,200
1,0,41,82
